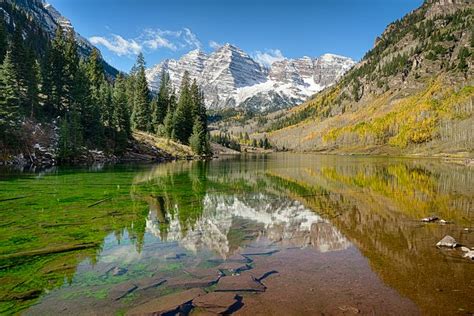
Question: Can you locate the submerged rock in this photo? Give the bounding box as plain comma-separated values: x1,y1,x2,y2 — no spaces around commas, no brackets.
218,262,250,273
165,253,187,260
111,266,128,276
227,254,252,263
241,268,279,282
135,275,167,291
109,282,137,300
127,288,205,315
193,292,243,314
184,268,222,279
460,247,474,260
436,235,457,248
421,216,439,222
167,275,221,289
241,248,279,256
215,275,266,292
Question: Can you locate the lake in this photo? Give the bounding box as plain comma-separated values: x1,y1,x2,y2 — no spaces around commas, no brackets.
0,154,473,315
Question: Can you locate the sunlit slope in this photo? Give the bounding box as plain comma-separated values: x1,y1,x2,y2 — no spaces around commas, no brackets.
268,0,473,156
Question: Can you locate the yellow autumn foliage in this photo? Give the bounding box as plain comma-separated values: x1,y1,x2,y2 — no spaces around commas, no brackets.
323,78,473,148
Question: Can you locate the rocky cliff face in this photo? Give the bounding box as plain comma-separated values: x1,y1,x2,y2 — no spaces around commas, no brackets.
7,0,118,77
146,44,355,112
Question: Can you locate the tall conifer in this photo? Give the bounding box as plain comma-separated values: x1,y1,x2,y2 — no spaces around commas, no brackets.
131,53,151,132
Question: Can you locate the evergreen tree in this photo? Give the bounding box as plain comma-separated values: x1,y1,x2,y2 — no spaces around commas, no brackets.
63,30,79,111
24,47,40,118
188,79,209,154
85,48,106,125
50,26,67,113
41,44,55,116
10,27,27,107
86,48,105,93
131,53,151,132
112,74,131,152
0,50,21,141
79,60,103,148
172,71,193,143
190,79,200,118
0,20,7,63
151,71,172,134
154,70,170,127
99,81,113,128
58,110,83,161
189,117,206,155
163,89,177,139
189,117,210,155
125,68,136,113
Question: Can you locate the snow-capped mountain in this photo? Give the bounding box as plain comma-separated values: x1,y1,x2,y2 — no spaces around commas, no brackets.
8,0,118,77
146,43,355,111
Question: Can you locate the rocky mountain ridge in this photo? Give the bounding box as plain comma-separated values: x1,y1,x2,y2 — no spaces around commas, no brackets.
146,44,355,112
2,0,118,77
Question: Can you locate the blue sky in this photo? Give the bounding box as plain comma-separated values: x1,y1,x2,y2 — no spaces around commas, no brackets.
48,0,423,72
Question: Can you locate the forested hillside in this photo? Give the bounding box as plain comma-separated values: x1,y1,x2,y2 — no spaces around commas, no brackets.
0,2,210,165
268,0,473,156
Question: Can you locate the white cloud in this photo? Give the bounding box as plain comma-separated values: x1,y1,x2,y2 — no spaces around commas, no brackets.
89,27,201,56
182,28,201,49
209,40,223,50
89,34,142,56
253,49,285,67
142,29,177,51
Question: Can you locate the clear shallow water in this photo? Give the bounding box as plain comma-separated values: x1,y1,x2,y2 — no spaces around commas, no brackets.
0,154,473,315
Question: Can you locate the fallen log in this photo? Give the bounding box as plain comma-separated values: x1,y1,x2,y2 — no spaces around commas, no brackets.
87,197,112,208
0,242,98,261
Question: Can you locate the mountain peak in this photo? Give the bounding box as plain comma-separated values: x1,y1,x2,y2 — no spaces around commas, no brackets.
147,46,354,111
217,43,246,55
319,53,354,62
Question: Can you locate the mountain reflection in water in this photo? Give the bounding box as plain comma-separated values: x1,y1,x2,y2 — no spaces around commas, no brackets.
145,193,351,257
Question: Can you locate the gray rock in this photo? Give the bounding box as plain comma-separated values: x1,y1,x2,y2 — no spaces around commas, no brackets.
135,275,167,291
167,275,221,289
241,268,278,282
241,248,279,256
421,215,438,222
217,262,250,273
460,247,474,260
111,266,128,276
215,275,266,292
109,282,137,300
192,292,242,314
127,288,205,315
436,235,457,248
